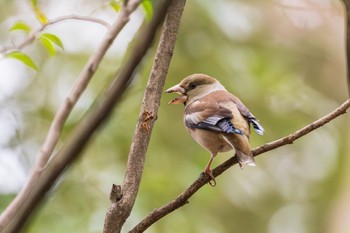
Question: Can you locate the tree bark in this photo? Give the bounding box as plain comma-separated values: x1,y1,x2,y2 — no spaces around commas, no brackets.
103,0,186,232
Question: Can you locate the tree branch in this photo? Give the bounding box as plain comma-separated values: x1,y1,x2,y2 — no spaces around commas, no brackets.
0,2,142,231
36,0,141,172
50,14,111,28
0,0,173,232
343,0,350,96
0,15,110,54
103,0,185,232
130,98,350,233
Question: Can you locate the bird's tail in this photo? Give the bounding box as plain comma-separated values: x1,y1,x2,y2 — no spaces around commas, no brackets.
236,150,256,167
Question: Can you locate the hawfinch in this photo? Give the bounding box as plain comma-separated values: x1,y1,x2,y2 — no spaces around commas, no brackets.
165,74,264,185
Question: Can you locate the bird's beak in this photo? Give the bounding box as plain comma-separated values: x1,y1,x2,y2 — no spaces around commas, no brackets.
168,95,187,105
165,84,187,105
165,84,185,95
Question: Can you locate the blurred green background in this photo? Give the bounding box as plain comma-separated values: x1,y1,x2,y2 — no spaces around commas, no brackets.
0,0,349,233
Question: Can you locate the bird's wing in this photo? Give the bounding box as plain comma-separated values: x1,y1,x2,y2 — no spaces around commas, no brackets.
229,95,264,135
184,94,243,135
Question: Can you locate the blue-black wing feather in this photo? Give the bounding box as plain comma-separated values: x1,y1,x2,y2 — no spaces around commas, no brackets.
186,117,243,135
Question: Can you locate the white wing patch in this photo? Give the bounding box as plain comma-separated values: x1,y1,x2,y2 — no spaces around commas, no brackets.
185,113,225,125
185,112,202,124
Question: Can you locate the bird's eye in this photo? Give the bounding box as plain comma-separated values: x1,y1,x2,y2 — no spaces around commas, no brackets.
189,82,197,89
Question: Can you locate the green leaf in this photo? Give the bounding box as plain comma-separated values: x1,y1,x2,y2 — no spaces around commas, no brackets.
33,6,48,24
40,33,64,49
9,21,32,33
40,37,56,56
110,0,121,12
141,0,153,21
30,0,38,6
6,51,38,71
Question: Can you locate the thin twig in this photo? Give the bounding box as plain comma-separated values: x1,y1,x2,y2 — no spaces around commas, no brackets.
50,14,111,28
103,0,184,232
0,1,140,231
130,98,350,233
0,15,110,54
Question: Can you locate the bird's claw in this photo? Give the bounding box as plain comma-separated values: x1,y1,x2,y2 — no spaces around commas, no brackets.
208,179,216,187
205,170,216,187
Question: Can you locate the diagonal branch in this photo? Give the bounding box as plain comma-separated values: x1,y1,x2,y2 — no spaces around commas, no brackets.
103,0,186,232
130,98,350,233
37,0,142,175
0,1,142,231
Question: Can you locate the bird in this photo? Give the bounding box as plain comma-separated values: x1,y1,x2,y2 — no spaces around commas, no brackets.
165,74,264,186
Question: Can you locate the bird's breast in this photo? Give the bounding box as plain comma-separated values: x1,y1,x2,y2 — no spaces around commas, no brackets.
186,128,232,154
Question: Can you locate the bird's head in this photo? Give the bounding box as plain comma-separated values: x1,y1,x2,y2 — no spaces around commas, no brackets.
165,74,225,105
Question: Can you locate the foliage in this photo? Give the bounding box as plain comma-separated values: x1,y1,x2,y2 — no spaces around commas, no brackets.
39,33,64,56
9,21,32,33
6,51,38,71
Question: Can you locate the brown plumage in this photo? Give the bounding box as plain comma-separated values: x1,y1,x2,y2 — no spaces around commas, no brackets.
165,74,264,185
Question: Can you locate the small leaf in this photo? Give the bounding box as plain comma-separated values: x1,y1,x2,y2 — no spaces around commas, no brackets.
6,51,38,71
141,0,153,21
33,6,48,24
30,0,38,7
40,33,64,49
9,21,32,33
110,1,121,12
40,37,56,56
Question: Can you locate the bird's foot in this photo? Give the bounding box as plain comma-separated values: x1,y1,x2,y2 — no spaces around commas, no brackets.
205,169,216,187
